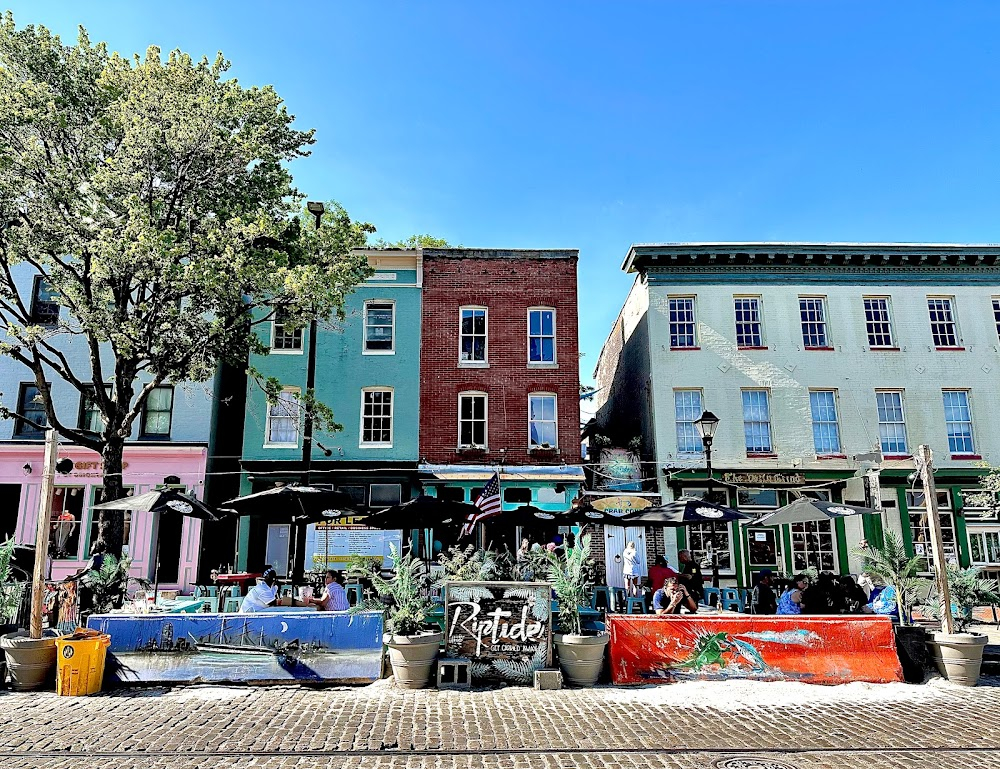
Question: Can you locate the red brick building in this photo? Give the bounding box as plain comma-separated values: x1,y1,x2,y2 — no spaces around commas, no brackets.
417,249,585,521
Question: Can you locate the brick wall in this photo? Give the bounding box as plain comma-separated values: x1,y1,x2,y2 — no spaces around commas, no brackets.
419,249,581,466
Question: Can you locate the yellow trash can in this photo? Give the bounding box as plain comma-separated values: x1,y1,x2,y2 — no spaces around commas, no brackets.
55,628,111,696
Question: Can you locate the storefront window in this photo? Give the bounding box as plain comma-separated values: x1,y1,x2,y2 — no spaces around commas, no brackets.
736,488,778,508
88,487,134,558
969,530,1000,565
906,489,957,570
747,528,780,566
687,522,733,571
50,487,84,559
791,520,837,572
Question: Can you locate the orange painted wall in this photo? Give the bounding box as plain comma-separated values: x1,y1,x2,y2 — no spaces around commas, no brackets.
608,615,904,685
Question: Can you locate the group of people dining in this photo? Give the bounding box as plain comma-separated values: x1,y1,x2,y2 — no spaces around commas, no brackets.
239,567,350,613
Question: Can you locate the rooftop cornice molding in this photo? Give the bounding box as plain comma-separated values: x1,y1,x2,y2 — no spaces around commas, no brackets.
623,242,1000,273
423,248,579,261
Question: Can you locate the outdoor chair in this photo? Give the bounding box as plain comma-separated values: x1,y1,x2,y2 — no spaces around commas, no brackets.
625,596,646,614
738,588,751,612
590,586,612,612
611,587,627,612
720,587,744,612
222,597,242,613
346,584,364,606
700,586,721,607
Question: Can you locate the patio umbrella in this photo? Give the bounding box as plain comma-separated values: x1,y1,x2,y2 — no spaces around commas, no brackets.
93,489,220,597
746,497,876,526
618,497,751,526
363,495,477,531
564,501,645,527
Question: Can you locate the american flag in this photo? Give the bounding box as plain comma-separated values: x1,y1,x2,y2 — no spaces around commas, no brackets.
460,471,502,536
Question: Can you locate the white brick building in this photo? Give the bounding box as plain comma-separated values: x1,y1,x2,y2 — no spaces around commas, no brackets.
593,243,1000,586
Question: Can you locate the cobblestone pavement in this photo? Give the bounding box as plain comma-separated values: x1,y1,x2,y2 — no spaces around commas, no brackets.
1,675,997,769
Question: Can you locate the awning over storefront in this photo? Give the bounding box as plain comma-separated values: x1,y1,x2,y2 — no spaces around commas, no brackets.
418,464,586,484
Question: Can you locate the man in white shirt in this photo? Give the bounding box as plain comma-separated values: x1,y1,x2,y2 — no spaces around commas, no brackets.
241,568,279,612
305,570,350,611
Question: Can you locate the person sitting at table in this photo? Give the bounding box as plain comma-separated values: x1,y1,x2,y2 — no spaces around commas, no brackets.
750,569,777,615
240,567,279,613
777,574,808,615
653,577,698,615
838,574,869,614
647,555,678,592
305,570,350,611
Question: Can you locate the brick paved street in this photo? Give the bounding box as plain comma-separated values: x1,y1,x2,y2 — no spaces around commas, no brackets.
1,674,998,769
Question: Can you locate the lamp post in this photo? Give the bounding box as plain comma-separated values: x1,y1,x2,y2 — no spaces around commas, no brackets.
694,410,721,588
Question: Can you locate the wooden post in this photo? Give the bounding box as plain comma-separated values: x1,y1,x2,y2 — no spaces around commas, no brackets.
29,428,59,639
917,445,955,635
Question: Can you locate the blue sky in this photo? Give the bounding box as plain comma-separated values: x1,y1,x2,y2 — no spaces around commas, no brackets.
6,2,1000,389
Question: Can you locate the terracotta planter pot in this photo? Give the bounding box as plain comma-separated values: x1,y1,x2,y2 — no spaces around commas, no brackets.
927,631,988,687
0,631,58,691
384,631,443,689
554,632,609,688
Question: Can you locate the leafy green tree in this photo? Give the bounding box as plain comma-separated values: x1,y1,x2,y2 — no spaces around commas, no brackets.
369,234,455,248
0,16,373,556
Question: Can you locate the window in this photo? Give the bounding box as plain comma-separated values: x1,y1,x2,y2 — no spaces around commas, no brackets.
876,391,908,456
667,297,697,348
339,485,366,507
438,487,466,503
88,487,135,558
688,522,733,572
674,389,704,454
907,491,957,570
863,297,895,348
140,386,173,438
734,296,764,347
736,488,779,508
970,530,1000,565
791,520,837,572
927,297,960,347
459,307,487,364
809,390,841,455
49,487,85,559
14,383,47,437
528,394,557,448
943,390,975,455
458,392,487,448
369,484,402,508
361,388,393,446
78,385,110,433
799,296,829,348
29,277,60,325
364,301,395,353
528,308,556,364
993,298,1000,341
266,388,300,445
742,389,773,454
503,487,532,504
271,310,303,351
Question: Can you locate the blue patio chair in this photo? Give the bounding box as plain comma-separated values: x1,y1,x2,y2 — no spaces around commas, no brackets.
720,587,744,612
346,583,364,606
590,586,612,612
611,587,627,612
222,597,242,613
738,588,751,612
701,586,721,607
625,596,646,614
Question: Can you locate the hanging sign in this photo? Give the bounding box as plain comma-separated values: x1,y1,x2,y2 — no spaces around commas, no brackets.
445,581,552,684
589,495,652,517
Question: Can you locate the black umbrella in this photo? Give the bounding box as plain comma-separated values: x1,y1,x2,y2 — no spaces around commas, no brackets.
619,497,751,526
94,489,220,597
565,501,645,527
362,495,478,531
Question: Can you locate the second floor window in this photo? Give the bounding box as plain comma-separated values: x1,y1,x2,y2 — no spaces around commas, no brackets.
528,394,557,448
364,302,395,353
674,389,704,454
140,386,173,438
876,390,908,456
361,388,393,446
733,297,763,347
809,390,841,455
863,297,894,348
266,388,299,445
799,296,829,348
993,298,1000,341
742,389,773,454
668,297,696,348
458,392,487,448
271,310,303,351
927,297,959,347
528,308,555,364
943,390,975,455
15,383,47,437
29,277,60,325
460,307,487,364
79,385,110,433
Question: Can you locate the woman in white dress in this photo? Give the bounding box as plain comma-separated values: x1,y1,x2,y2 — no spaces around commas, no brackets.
622,541,640,597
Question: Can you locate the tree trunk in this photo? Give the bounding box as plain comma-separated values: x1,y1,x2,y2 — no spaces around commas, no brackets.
94,439,126,557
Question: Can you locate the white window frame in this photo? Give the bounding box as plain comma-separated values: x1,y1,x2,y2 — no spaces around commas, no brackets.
733,295,765,348
942,389,976,456
527,307,557,366
362,300,396,355
674,389,704,455
876,390,908,457
809,389,842,456
969,528,1000,566
790,519,839,573
798,295,830,349
906,490,957,571
360,387,394,448
992,297,1000,342
457,391,488,449
264,387,300,447
863,296,895,349
527,392,558,450
742,389,773,455
667,296,698,349
927,296,961,348
459,306,488,367
270,313,304,354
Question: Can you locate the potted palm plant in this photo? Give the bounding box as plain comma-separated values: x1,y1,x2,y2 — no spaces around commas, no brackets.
926,565,1000,686
536,533,608,687
0,539,25,685
853,533,926,682
355,544,441,689
0,538,59,691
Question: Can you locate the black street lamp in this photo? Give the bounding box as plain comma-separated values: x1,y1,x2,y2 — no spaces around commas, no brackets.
694,410,721,588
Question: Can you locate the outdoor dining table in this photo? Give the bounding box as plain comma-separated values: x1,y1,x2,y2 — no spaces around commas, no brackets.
214,572,262,609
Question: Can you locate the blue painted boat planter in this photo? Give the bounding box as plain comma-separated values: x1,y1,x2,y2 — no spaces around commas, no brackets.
86,611,384,685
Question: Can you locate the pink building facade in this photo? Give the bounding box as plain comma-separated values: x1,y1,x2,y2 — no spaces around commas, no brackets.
1,444,208,591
